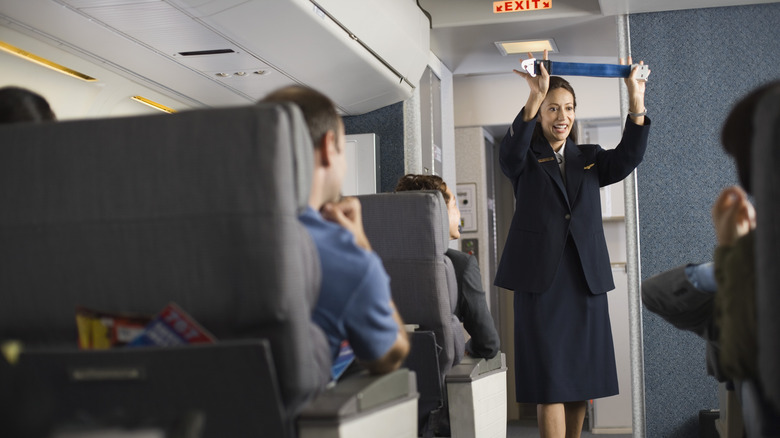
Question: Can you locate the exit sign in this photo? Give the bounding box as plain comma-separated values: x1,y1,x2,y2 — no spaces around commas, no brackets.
493,0,551,13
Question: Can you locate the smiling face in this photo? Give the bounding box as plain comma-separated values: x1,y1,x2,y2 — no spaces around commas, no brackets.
538,87,576,151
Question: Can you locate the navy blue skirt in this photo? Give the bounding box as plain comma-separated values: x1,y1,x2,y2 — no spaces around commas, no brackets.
513,234,618,403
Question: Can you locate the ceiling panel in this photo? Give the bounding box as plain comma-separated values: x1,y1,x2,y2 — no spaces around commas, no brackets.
425,0,779,77
419,0,602,27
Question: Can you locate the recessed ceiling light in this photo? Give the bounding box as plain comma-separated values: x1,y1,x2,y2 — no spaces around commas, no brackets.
495,39,558,56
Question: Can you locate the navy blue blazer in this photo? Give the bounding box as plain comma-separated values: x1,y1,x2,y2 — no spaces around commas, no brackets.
494,109,651,294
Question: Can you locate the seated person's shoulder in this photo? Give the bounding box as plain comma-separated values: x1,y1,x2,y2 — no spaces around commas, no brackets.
445,248,470,265
445,248,479,275
301,209,381,267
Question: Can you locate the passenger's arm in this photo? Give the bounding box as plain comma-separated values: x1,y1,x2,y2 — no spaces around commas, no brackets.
323,198,410,373
712,186,758,380
363,300,410,375
459,255,500,359
321,197,372,251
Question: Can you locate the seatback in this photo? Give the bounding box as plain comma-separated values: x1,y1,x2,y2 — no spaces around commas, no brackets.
359,191,464,376
8,340,287,437
752,84,780,412
0,104,323,424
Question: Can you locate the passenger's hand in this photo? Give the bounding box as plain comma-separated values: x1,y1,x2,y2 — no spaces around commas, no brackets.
321,197,372,251
621,57,648,123
712,186,756,247
513,49,550,121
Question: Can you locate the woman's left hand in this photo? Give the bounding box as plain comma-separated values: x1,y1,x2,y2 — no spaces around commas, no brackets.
620,57,648,123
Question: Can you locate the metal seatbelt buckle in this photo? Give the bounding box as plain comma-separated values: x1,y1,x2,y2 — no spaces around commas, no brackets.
520,58,549,77
633,64,650,81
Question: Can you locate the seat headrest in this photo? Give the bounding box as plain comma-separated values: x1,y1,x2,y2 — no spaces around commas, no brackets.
266,103,313,214
751,84,780,412
358,191,450,260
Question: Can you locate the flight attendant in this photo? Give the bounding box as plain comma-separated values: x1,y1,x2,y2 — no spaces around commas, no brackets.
494,51,650,438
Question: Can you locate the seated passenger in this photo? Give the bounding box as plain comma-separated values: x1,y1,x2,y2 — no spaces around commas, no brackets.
642,81,780,436
261,86,409,376
395,174,500,359
642,262,724,379
0,86,56,123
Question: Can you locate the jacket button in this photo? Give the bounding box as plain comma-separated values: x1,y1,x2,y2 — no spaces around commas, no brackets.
565,214,571,220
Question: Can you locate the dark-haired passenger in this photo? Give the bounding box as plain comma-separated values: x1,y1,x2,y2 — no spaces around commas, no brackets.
395,173,500,360
0,86,56,124
260,86,409,378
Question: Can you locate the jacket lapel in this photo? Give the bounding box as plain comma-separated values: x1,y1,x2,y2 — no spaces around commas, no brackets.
565,139,584,204
532,141,569,206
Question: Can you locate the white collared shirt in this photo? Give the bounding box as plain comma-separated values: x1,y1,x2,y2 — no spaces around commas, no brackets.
555,143,566,182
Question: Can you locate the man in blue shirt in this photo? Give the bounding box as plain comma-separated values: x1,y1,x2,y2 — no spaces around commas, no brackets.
262,86,409,377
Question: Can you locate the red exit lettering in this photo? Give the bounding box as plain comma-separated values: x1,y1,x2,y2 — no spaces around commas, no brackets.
493,0,551,14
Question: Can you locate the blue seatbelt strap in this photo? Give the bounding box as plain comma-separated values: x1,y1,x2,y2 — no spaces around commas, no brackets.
521,59,650,80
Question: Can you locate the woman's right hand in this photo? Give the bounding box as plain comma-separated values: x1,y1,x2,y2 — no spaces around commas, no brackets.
514,50,550,96
513,50,550,121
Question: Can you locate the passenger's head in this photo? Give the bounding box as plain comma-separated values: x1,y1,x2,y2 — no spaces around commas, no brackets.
533,76,577,147
0,86,56,124
395,174,461,240
261,85,345,207
261,85,342,151
721,80,780,194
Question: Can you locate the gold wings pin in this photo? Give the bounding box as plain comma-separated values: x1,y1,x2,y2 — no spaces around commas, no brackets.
538,157,555,163
584,163,595,170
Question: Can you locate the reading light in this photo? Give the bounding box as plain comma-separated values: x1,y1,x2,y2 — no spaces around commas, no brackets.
131,96,176,114
0,41,97,82
495,39,558,56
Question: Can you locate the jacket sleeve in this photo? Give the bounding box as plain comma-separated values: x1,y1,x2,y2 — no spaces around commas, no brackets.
595,115,652,186
714,230,758,381
640,264,716,340
457,254,500,359
499,108,537,182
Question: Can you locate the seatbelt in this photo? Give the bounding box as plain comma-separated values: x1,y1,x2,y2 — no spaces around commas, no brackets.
520,58,650,80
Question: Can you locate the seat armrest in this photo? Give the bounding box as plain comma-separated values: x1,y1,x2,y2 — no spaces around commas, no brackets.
298,368,417,420
445,352,507,383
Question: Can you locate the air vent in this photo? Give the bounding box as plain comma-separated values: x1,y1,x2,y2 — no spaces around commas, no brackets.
178,49,236,57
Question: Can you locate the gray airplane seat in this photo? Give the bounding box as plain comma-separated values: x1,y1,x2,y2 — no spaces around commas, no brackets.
9,340,286,437
360,191,507,438
751,84,780,436
0,104,416,438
